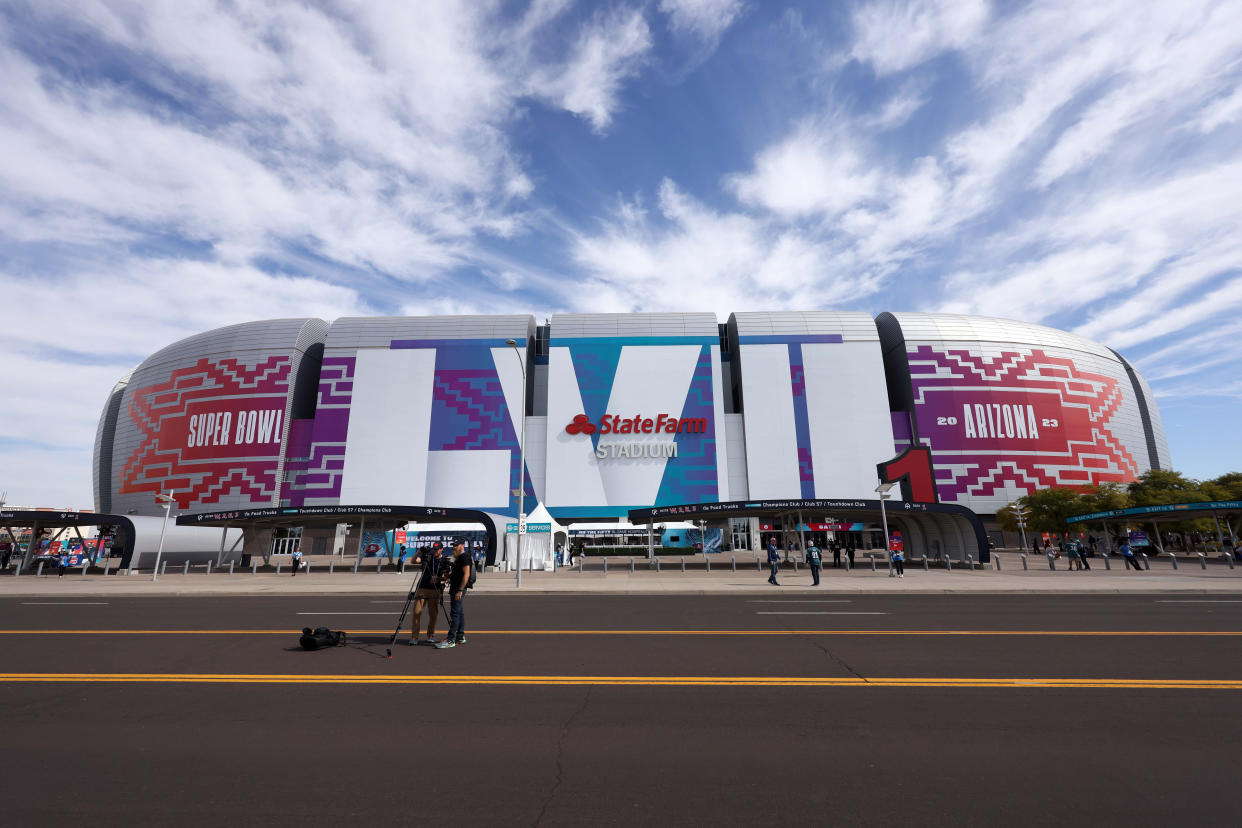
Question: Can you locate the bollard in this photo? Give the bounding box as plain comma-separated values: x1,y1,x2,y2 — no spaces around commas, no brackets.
1140,553,1150,571
1020,553,1028,571
252,562,258,575
1168,552,1178,571
603,557,608,574
37,561,45,576
756,557,762,572
1198,553,1207,570
329,560,335,575
630,557,635,574
1225,551,1236,571
945,555,952,573
82,562,89,576
377,560,383,573
966,554,974,571
887,557,895,578
869,554,877,572
206,561,212,575
275,562,282,575
732,555,736,573
922,555,929,572
789,558,793,572
681,557,686,573
352,559,359,574
843,554,850,573
184,560,190,575
578,556,584,573
229,561,235,575
103,561,111,577
1102,553,1110,571
994,554,1001,571
656,557,661,573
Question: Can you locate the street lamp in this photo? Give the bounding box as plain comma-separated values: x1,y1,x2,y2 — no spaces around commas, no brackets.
505,338,528,588
151,490,176,581
1011,502,1029,553
875,482,895,572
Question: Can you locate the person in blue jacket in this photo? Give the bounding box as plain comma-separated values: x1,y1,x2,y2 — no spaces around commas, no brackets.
766,537,781,586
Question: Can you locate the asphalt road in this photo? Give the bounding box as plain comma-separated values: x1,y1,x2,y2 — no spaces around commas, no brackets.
3,594,1241,826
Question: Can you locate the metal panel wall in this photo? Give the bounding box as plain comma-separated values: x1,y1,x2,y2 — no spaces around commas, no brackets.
108,318,329,517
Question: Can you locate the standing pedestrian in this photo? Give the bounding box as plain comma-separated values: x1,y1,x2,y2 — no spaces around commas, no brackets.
806,541,822,586
846,541,855,569
291,547,302,576
1066,539,1081,571
409,544,447,645
1121,540,1142,571
766,537,780,586
57,549,67,577
831,539,841,568
440,539,472,648
893,547,904,578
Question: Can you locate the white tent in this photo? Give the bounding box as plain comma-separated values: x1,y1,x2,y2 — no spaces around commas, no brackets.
499,503,562,572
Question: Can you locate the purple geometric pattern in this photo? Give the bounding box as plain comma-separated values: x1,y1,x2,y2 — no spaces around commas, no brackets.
280,356,355,505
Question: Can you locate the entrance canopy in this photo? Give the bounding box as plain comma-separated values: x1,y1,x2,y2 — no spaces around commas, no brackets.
1066,500,1240,549
0,509,136,568
628,498,989,562
178,504,498,563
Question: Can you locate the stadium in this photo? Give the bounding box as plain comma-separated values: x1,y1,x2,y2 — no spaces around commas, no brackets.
89,311,1169,569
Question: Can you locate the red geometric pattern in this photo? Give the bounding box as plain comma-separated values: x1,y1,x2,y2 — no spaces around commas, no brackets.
908,345,1140,504
118,356,291,510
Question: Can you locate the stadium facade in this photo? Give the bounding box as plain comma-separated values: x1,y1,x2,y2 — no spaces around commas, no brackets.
92,312,1168,562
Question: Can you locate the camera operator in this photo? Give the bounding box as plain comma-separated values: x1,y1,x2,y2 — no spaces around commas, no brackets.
439,539,472,649
409,544,447,646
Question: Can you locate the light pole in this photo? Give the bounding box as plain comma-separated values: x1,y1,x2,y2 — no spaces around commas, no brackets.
505,338,528,588
151,490,176,581
875,482,895,564
1011,502,1029,553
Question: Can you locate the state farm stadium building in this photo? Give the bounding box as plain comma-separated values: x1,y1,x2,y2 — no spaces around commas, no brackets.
92,312,1169,565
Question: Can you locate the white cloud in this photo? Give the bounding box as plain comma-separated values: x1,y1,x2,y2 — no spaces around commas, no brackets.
850,0,988,76
659,0,744,44
529,7,653,132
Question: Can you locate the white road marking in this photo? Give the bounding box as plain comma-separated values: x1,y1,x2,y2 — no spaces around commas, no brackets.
22,602,109,605
756,611,888,615
1155,600,1242,604
296,612,399,615
747,600,852,604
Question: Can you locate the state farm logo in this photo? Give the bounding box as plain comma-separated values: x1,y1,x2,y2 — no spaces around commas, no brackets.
565,414,597,435
563,413,705,435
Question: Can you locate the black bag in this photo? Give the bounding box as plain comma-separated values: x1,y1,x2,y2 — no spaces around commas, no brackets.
299,626,346,650
467,558,478,589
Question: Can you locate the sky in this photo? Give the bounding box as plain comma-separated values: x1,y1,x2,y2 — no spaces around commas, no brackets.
1,0,1240,508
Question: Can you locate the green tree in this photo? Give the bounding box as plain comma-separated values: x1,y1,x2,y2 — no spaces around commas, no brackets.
1075,482,1132,515
1008,486,1085,543
1126,470,1208,507
1203,472,1242,501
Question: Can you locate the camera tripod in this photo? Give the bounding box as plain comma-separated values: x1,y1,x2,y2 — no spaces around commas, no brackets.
385,564,450,658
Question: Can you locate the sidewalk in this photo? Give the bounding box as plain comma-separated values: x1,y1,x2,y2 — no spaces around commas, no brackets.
2,552,1240,596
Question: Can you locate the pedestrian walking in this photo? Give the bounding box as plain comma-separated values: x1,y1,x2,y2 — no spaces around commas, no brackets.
1121,541,1143,571
831,540,841,568
893,548,904,578
846,541,855,568
766,537,780,586
57,550,67,577
806,542,821,586
291,548,302,576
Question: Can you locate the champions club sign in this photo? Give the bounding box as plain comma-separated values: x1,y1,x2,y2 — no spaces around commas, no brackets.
564,413,705,459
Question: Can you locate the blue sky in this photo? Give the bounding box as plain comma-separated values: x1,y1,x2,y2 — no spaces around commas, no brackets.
1,0,1240,507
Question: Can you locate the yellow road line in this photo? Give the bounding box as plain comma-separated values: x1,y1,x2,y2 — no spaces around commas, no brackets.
1,629,1240,637
0,672,1240,689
